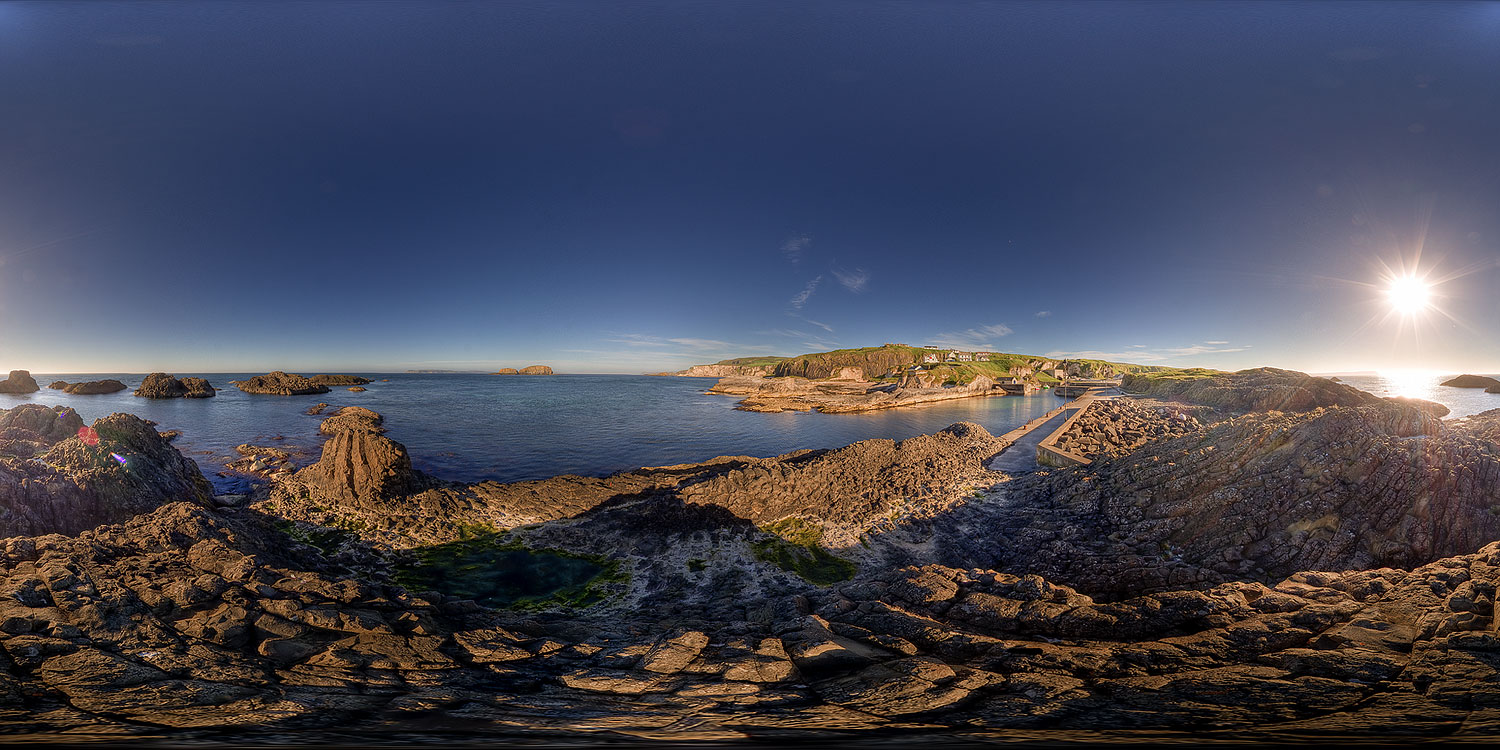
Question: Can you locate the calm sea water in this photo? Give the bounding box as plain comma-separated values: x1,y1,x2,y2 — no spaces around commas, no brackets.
10,371,1496,493
1335,372,1500,420
6,373,1063,491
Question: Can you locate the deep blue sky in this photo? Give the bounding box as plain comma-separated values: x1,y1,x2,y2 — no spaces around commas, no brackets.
2,1,1498,374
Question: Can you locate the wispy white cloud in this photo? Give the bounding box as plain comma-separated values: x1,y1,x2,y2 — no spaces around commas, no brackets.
804,318,835,333
668,338,732,350
1203,340,1229,345
782,235,811,265
832,267,870,292
790,276,822,309
1035,310,1052,318
1161,344,1249,356
930,323,1014,350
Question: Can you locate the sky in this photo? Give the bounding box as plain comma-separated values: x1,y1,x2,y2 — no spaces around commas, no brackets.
2,0,1498,375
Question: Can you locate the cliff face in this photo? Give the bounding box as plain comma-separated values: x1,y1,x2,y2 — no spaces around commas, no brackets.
658,364,779,377
772,346,925,379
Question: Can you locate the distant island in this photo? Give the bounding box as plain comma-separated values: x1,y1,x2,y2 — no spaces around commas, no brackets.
494,365,554,375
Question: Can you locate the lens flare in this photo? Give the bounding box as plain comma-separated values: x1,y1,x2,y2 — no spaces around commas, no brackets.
1385,275,1432,316
77,426,99,446
110,452,127,465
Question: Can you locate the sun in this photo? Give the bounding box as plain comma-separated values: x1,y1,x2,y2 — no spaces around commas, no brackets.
1385,275,1432,316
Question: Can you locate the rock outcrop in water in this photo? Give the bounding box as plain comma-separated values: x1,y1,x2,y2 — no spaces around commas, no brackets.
0,405,214,538
1442,374,1500,389
134,373,216,399
47,379,128,395
230,372,330,396
0,370,39,394
309,374,372,386
520,365,553,375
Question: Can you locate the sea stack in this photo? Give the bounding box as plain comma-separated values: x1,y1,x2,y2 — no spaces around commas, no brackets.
494,365,554,375
0,370,40,394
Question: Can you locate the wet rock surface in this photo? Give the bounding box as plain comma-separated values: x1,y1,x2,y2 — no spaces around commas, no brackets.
135,373,217,399
230,372,330,396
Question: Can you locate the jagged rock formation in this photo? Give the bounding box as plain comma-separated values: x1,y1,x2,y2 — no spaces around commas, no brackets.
1051,399,1202,459
46,379,127,395
493,368,519,375
1442,374,1500,389
927,400,1500,600
520,365,553,375
230,372,330,396
309,374,372,386
0,370,39,394
0,405,85,458
134,373,217,399
0,407,214,538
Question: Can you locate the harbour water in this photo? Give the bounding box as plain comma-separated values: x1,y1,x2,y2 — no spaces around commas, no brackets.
7,373,1062,490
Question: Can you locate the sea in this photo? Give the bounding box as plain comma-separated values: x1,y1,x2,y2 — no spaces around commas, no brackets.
7,371,1497,494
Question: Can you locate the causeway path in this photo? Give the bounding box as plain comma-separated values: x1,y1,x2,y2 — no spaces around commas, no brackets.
987,405,1081,473
986,388,1121,474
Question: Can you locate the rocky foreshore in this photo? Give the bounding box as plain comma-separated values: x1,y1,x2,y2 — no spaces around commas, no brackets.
5,368,1500,741
708,369,1004,414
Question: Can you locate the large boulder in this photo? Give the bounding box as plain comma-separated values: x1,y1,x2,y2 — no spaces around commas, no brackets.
135,373,216,399
229,371,329,395
493,368,520,375
0,409,214,538
0,370,40,394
